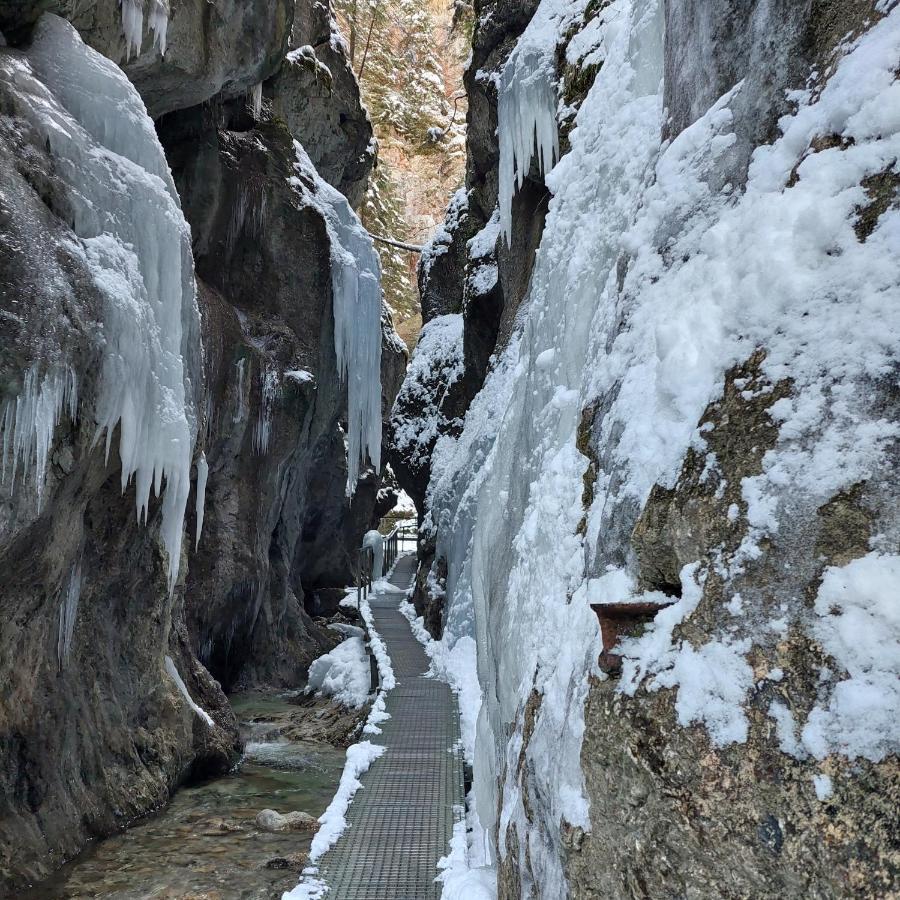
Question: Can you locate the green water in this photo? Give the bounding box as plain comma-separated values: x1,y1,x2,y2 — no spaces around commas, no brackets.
24,693,344,900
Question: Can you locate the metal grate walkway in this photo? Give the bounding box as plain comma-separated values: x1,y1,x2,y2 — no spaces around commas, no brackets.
317,554,465,899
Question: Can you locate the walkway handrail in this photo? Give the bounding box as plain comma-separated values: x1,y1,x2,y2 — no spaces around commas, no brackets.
382,522,418,577
356,545,378,691
357,545,374,605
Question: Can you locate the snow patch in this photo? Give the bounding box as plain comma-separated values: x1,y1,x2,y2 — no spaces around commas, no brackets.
400,601,482,767
801,553,900,762
306,626,371,709
437,816,498,900
390,315,465,468
421,188,469,288
305,740,385,861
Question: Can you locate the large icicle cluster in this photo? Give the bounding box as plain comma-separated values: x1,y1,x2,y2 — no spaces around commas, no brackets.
0,365,77,510
7,16,201,591
120,0,170,61
497,0,587,241
290,142,384,494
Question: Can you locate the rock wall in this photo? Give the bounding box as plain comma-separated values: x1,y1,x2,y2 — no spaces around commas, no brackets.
0,0,403,889
388,0,545,634
390,0,899,897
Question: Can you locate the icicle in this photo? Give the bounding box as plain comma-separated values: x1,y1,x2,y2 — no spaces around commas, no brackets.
290,144,383,494
195,452,208,550
252,368,279,455
148,0,169,56
56,560,83,669
0,364,78,510
498,47,560,243
233,359,246,423
249,82,263,119
164,655,214,726
226,180,268,254
120,0,168,60
120,0,143,61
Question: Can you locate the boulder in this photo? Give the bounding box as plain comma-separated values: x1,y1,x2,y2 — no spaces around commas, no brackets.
255,808,320,833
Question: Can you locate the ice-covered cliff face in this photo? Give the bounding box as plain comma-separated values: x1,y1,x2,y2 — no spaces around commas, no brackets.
395,0,900,896
0,0,402,888
1,15,200,591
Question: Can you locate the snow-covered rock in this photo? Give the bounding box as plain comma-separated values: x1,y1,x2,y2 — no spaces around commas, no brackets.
394,0,900,897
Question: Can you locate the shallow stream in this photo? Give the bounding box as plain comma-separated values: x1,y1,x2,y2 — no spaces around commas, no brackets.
23,693,344,900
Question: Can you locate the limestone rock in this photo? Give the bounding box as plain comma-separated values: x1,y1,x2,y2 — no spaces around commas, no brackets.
0,0,295,118
265,851,310,870
255,808,320,833
269,0,374,209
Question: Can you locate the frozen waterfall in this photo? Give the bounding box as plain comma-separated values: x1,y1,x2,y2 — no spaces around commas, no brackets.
290,142,383,494
12,16,201,591
427,1,665,896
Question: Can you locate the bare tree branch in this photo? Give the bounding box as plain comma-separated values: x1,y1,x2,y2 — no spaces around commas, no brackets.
357,0,381,80
371,233,424,253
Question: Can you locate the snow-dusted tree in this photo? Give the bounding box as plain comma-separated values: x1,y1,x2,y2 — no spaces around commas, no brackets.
333,0,468,345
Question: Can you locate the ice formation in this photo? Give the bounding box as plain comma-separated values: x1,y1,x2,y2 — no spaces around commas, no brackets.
13,16,201,592
233,359,247,423
120,0,143,60
164,655,214,726
0,365,78,510
496,0,586,241
148,0,169,56
56,560,83,669
362,529,385,579
289,142,383,493
194,452,208,550
252,368,279,455
250,82,263,119
419,1,900,895
120,0,169,60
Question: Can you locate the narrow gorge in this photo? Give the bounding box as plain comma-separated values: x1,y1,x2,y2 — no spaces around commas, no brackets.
0,1,898,899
